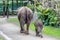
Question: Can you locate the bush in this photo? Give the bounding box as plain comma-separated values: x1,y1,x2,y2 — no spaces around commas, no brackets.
27,1,42,12
36,6,58,27
27,3,34,11
36,1,42,6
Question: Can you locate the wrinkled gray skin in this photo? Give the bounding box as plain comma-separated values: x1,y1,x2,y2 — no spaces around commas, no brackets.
17,7,33,34
34,19,43,38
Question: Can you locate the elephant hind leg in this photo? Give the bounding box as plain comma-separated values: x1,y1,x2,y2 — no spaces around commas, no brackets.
20,20,25,33
25,21,30,35
35,28,39,36
35,28,43,38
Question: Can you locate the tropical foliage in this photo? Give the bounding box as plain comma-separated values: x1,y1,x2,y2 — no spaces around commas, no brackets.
27,1,58,27
37,6,58,27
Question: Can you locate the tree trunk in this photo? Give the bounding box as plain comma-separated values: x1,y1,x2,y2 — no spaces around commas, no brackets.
6,0,9,18
34,0,36,12
16,0,18,8
3,0,5,17
12,0,14,15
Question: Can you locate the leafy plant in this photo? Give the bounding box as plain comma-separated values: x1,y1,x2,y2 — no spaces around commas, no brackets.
36,6,58,27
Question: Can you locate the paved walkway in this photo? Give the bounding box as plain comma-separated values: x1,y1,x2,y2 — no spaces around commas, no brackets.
0,17,60,40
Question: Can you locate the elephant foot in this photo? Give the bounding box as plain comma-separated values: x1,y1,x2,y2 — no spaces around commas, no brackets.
36,34,40,37
20,30,29,35
36,34,43,38
24,30,29,35
25,32,29,35
20,30,25,33
40,35,43,38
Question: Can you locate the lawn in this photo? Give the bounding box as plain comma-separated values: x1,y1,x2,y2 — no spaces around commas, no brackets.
7,17,60,38
0,36,3,40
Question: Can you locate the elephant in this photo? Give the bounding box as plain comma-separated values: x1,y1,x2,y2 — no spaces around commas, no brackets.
17,6,33,34
34,19,43,38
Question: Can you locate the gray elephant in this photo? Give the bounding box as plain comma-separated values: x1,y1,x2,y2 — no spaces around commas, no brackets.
17,6,33,34
34,19,43,38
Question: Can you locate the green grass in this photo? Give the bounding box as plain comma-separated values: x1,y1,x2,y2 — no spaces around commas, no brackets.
0,36,3,40
7,17,18,22
43,26,60,37
7,17,60,38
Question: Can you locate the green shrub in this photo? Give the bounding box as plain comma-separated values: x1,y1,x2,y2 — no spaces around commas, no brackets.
36,1,42,6
27,3,34,11
36,6,58,27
